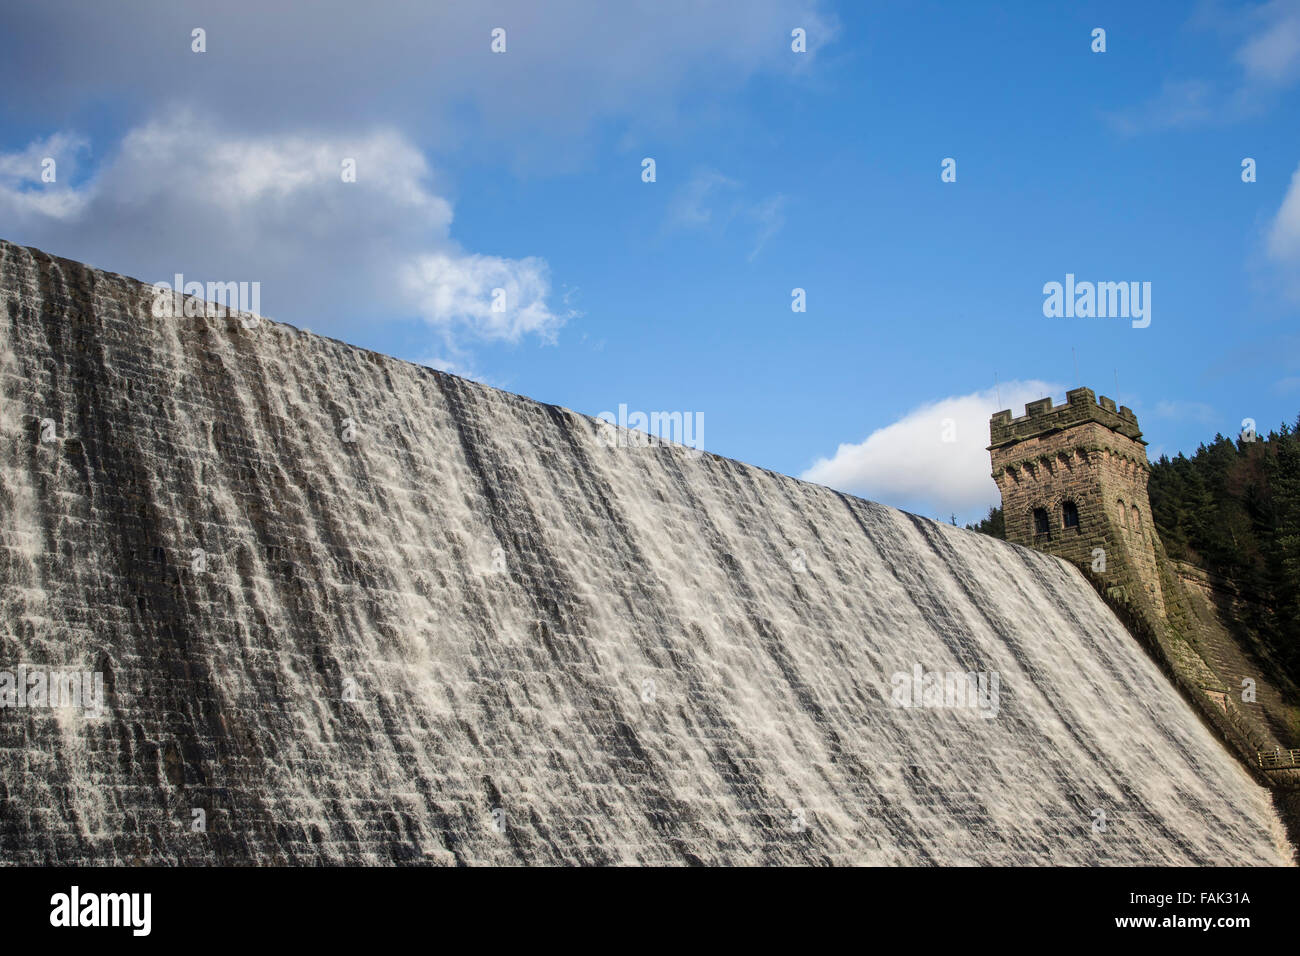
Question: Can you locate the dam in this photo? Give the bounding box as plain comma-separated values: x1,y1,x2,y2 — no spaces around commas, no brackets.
0,238,1291,865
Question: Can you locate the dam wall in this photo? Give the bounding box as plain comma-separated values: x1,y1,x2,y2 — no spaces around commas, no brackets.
0,240,1290,865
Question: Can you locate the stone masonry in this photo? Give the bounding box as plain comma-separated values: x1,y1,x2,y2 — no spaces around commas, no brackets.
989,387,1166,619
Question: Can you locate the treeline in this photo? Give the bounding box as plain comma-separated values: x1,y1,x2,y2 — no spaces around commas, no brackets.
967,415,1300,680
1147,417,1300,681
966,506,1005,539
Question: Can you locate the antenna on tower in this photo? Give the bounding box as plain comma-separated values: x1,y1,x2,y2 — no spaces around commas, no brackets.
994,371,1001,408
1114,368,1120,406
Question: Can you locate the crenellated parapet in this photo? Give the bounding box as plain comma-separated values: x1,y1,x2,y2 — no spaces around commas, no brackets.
988,386,1165,621
989,386,1143,448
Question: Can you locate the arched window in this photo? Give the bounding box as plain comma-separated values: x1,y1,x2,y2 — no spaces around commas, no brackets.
1131,505,1141,533
1033,507,1050,536
1117,499,1127,529
1062,501,1079,529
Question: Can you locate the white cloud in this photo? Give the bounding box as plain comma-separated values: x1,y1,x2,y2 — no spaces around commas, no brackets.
665,168,787,259
745,194,787,260
414,354,504,388
1105,80,1214,135
1237,0,1300,85
0,3,840,353
800,381,1063,521
1110,0,1300,132
666,170,732,228
1268,160,1300,270
0,115,565,344
402,252,563,343
1,1,838,168
0,132,90,219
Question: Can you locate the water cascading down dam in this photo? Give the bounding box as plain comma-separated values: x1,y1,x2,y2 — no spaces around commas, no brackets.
0,239,1291,865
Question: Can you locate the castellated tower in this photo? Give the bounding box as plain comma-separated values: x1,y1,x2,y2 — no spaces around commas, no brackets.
989,386,1166,619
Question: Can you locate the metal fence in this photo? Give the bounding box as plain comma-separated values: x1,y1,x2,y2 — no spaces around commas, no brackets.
1257,748,1300,770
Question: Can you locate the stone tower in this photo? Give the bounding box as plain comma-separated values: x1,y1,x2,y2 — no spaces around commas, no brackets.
988,386,1165,618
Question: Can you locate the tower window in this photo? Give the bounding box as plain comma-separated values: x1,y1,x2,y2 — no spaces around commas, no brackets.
1033,508,1050,536
1131,506,1141,533
1117,499,1127,529
1062,501,1079,529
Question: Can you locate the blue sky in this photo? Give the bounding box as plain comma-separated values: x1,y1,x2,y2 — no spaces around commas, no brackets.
2,0,1298,523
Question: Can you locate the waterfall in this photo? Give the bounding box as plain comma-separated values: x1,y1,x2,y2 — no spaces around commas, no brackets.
0,239,1290,865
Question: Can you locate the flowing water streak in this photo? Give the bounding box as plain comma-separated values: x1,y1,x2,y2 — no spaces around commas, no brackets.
0,239,1290,865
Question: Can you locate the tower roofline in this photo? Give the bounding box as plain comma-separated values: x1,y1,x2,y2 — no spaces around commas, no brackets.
988,386,1144,450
